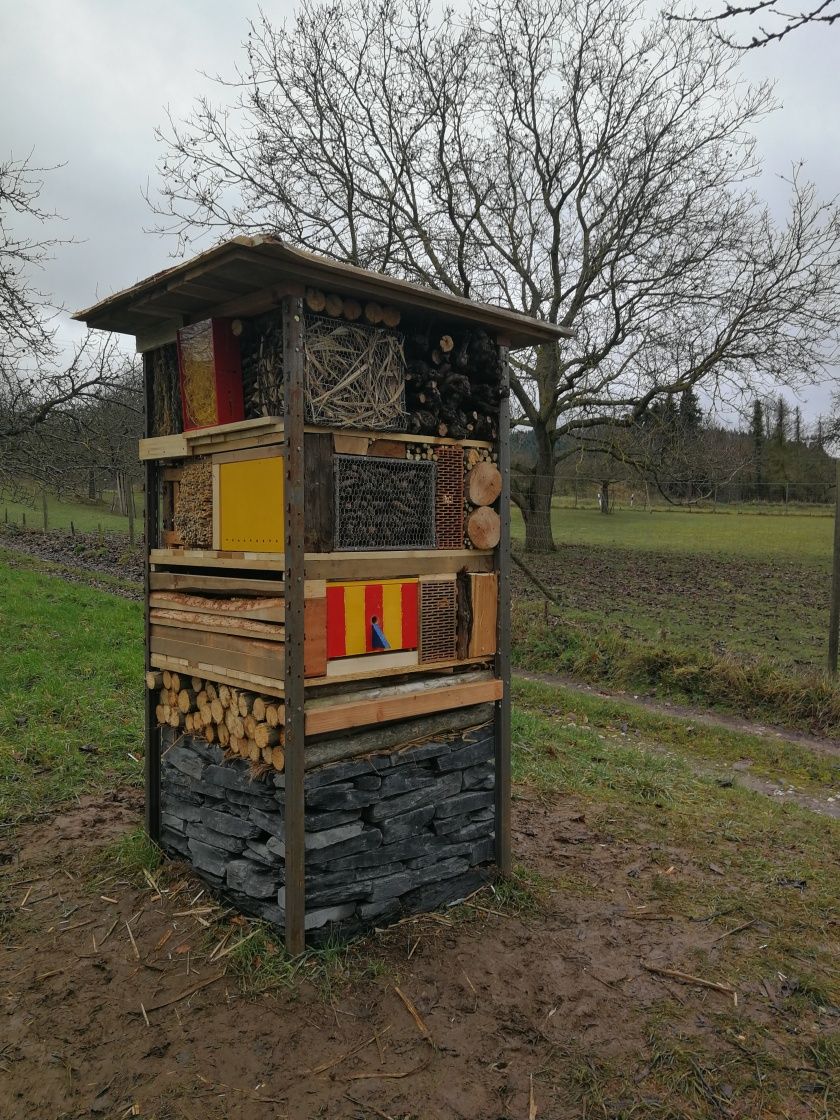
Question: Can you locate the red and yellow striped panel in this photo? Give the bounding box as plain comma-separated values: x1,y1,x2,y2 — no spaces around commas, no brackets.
326,579,418,659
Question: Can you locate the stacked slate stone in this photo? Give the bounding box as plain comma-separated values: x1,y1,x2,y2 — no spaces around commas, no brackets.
158,722,496,942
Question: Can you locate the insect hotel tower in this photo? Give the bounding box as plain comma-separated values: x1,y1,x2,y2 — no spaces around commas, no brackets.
75,238,569,951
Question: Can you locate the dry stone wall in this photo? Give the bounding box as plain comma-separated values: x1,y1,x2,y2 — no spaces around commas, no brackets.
158,723,495,941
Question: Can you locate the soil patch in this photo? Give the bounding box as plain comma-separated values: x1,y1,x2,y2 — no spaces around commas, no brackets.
0,792,833,1119
0,525,143,598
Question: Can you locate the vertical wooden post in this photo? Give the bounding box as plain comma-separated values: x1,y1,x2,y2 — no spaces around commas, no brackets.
828,458,840,675
142,354,161,841
494,343,512,875
282,297,307,954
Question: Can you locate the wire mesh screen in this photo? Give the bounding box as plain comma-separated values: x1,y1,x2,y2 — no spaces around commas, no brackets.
434,445,465,549
334,455,435,551
419,579,458,662
303,313,407,430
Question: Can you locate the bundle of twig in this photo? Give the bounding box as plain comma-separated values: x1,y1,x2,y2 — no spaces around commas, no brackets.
150,343,182,437
240,311,285,418
304,315,406,430
173,459,213,548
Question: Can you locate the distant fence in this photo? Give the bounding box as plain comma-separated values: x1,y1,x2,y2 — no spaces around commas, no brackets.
512,473,837,514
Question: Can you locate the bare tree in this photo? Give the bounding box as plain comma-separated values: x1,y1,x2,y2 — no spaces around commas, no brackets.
0,155,136,487
666,1,839,49
151,0,840,550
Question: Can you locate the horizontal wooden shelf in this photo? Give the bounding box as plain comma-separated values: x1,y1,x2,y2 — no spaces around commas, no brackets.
141,419,493,461
150,548,495,579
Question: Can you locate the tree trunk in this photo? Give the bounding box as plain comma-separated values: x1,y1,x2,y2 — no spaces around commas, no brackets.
519,428,556,551
88,468,96,501
600,479,611,514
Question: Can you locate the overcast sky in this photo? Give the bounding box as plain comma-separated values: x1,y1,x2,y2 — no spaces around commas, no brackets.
1,0,838,423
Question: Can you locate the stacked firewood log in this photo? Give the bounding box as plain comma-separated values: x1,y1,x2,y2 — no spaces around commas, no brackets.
404,328,503,441
147,670,285,772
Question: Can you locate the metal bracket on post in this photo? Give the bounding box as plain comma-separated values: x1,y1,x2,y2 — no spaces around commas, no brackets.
143,353,161,842
282,297,307,954
494,343,512,875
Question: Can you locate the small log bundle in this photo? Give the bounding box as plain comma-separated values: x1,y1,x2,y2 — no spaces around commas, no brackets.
150,672,286,772
405,328,503,441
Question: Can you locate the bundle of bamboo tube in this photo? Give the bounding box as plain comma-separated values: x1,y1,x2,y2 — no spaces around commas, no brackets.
146,670,285,772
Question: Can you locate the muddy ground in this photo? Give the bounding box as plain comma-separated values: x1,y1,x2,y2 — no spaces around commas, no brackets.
1,790,833,1120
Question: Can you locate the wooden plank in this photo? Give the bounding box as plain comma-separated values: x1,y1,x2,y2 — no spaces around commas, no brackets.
304,595,327,678
305,679,503,736
306,550,494,580
468,573,498,658
150,653,284,699
332,433,369,455
149,609,284,640
149,591,284,621
304,433,333,552
184,415,281,443
139,434,189,461
305,654,491,688
367,439,405,458
150,549,284,571
152,623,282,659
325,650,418,678
149,571,285,596
151,631,284,680
308,424,493,451
143,354,161,843
211,443,283,466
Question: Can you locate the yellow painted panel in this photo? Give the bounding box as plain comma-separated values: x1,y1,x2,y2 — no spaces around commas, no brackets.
343,582,367,656
381,581,403,648
219,456,284,551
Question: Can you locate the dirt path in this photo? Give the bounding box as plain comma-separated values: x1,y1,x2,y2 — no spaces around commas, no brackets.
516,670,840,820
0,791,831,1119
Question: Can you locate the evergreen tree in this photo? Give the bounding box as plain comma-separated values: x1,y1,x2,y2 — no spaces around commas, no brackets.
751,399,765,490
678,388,702,431
774,396,789,445
793,406,802,445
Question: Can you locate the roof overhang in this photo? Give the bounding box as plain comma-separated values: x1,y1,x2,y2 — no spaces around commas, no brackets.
73,236,573,351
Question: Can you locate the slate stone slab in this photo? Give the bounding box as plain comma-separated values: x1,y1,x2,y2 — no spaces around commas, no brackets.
462,762,495,790
161,812,188,834
199,807,259,839
330,833,447,871
161,797,203,822
224,787,280,812
353,774,382,791
305,904,355,930
435,790,495,819
226,859,279,899
164,746,206,781
203,764,266,793
304,808,362,832
366,772,461,822
400,868,487,914
434,738,494,772
378,767,437,796
379,805,435,844
432,815,495,841
246,839,283,867
389,738,453,765
404,841,473,869
188,838,229,878
186,823,246,854
307,862,405,894
306,785,379,811
469,837,496,865
306,828,383,866
182,738,225,765
160,827,190,857
471,806,495,822
304,757,390,789
306,820,364,850
160,785,203,807
249,807,285,835
357,896,401,922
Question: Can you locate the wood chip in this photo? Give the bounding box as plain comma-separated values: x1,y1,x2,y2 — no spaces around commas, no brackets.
125,921,140,961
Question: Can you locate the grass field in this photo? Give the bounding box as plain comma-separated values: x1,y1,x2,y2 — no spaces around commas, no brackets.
511,504,833,566
0,561,143,822
0,488,133,534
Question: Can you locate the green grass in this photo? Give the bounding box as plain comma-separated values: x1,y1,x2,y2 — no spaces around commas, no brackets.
0,561,144,823
513,598,840,736
513,677,840,790
0,488,132,534
511,505,833,565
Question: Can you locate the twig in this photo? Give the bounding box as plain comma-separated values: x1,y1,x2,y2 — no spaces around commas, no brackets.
344,1093,394,1120
214,929,259,960
125,920,140,961
529,1073,537,1120
394,986,434,1046
712,919,755,942
307,1028,390,1076
99,915,119,947
129,972,225,1015
195,1073,285,1105
344,1059,431,1081
643,964,737,1004
140,1003,150,1028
